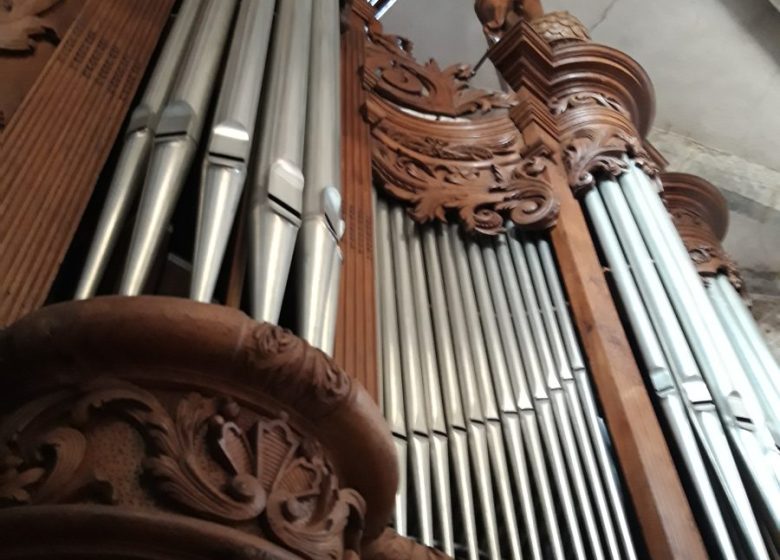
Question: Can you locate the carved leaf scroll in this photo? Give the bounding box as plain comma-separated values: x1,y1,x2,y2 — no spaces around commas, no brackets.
0,378,365,560
364,23,517,118
0,0,62,52
372,122,559,234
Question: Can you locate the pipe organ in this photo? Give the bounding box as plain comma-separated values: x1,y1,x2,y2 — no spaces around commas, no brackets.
0,1,778,559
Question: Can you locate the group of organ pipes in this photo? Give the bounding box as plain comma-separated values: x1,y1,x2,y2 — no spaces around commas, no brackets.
46,0,780,558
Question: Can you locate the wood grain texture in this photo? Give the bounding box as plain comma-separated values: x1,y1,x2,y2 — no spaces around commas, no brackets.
0,0,175,326
333,2,378,400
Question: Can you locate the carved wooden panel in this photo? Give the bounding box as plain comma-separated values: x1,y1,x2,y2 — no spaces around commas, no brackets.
0,296,407,558
362,17,559,235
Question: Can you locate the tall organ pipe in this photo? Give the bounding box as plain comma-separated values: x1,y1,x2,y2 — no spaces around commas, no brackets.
248,0,313,323
620,164,780,538
75,0,204,299
536,237,638,560
190,0,276,304
584,186,740,560
295,0,344,353
596,178,768,559
119,0,238,295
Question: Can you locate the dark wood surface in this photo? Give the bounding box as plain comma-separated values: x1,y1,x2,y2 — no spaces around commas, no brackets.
0,0,175,326
333,2,379,401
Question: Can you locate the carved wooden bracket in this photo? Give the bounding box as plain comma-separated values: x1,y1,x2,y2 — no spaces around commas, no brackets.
487,13,659,196
362,18,559,235
0,297,402,559
661,172,744,291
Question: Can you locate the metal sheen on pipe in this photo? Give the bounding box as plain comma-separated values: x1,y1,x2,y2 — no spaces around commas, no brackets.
295,0,344,353
75,0,204,299
190,0,275,304
374,197,407,535
248,0,313,323
389,206,433,546
119,0,238,295
585,186,738,560
536,237,638,560
597,178,767,559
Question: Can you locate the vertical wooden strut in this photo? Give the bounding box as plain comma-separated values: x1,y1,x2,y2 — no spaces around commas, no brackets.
488,19,708,560
334,1,379,400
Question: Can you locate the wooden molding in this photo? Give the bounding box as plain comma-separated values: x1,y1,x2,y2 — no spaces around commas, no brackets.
662,172,743,291
0,0,176,326
489,17,709,559
0,296,399,557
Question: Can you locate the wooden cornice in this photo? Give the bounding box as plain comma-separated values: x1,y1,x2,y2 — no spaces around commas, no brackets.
661,172,743,291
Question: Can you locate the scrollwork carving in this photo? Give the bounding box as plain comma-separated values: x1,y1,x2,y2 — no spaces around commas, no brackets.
562,126,658,195
371,114,559,234
0,378,365,560
364,23,517,118
0,0,62,52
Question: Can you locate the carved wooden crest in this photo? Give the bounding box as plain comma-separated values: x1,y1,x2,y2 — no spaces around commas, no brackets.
363,19,559,235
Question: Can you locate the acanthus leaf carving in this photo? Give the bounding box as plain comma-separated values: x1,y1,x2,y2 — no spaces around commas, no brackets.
0,378,365,560
562,125,658,195
372,121,559,235
0,0,62,52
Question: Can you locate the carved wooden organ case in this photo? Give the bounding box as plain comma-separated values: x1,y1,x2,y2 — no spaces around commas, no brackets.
1,1,779,560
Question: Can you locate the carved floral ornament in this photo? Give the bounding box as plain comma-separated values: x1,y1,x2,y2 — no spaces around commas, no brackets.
0,296,417,560
362,19,559,235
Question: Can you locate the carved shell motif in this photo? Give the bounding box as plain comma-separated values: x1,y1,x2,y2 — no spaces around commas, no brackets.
0,378,365,560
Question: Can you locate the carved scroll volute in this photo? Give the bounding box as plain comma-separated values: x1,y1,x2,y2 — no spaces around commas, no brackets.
0,297,399,560
661,172,744,292
362,17,559,235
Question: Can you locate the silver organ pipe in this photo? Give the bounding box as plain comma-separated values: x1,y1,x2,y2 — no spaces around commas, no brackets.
119,0,238,295
248,0,312,323
295,0,343,353
594,177,769,558
577,163,778,557
584,185,740,559
77,0,349,357
536,237,638,559
375,196,639,559
74,0,204,299
190,0,275,303
619,164,780,543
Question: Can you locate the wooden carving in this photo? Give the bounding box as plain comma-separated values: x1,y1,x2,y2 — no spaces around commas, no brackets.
363,19,559,235
0,296,400,559
530,11,590,44
0,0,62,51
662,172,743,291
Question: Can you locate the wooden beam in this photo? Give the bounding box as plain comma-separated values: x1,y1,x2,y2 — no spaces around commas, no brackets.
0,0,176,326
333,2,379,400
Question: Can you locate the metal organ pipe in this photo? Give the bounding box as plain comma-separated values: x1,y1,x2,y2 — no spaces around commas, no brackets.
119,0,238,295
584,185,739,560
248,0,313,323
595,177,768,559
536,237,638,560
190,0,275,303
619,164,780,539
75,0,204,299
295,0,343,353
